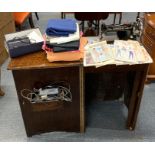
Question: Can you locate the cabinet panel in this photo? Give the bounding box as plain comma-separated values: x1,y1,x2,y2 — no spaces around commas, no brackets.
141,33,154,54
0,13,15,97
12,66,83,136
141,13,155,81
0,12,14,29
144,22,155,40
0,13,15,66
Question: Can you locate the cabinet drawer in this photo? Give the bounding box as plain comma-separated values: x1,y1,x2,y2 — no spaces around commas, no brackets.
145,22,155,40
141,32,154,54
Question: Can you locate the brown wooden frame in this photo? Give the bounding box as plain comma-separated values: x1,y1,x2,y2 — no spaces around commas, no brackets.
8,51,149,136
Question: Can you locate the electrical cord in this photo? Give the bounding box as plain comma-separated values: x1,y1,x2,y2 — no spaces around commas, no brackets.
20,82,72,103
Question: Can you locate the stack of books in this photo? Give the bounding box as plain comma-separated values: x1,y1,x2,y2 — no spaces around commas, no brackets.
84,40,153,67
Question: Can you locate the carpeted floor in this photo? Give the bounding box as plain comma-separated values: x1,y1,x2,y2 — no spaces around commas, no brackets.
0,12,155,142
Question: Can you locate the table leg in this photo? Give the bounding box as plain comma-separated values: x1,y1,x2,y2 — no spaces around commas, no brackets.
0,88,5,96
127,65,148,130
0,68,5,96
79,65,85,133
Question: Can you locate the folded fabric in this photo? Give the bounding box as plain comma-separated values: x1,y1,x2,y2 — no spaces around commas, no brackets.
46,40,80,52
46,19,77,37
7,37,31,49
46,23,80,44
46,37,88,62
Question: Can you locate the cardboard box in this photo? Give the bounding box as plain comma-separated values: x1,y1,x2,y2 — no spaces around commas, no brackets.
5,28,44,58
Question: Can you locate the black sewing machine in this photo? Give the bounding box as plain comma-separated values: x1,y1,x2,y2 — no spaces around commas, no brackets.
100,12,143,40
74,12,143,40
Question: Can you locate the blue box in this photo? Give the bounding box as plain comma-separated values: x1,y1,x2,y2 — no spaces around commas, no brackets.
5,28,44,58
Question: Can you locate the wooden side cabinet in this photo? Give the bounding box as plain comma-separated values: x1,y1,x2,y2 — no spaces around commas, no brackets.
0,12,15,95
8,51,149,136
8,52,85,137
141,13,155,82
0,12,15,65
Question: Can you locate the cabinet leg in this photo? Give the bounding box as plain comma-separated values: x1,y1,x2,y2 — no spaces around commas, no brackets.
127,126,134,131
0,88,5,96
127,65,148,130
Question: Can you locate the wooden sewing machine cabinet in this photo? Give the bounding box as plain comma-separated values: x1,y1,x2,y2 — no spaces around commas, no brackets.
8,51,148,136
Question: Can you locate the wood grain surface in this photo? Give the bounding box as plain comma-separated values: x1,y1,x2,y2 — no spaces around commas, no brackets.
8,51,82,70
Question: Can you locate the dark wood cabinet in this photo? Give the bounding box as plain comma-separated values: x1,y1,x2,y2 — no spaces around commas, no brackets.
0,12,15,96
141,13,155,82
8,51,149,136
0,12,15,65
8,52,84,137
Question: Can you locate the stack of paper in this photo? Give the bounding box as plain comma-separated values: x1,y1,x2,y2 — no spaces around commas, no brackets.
84,40,153,67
